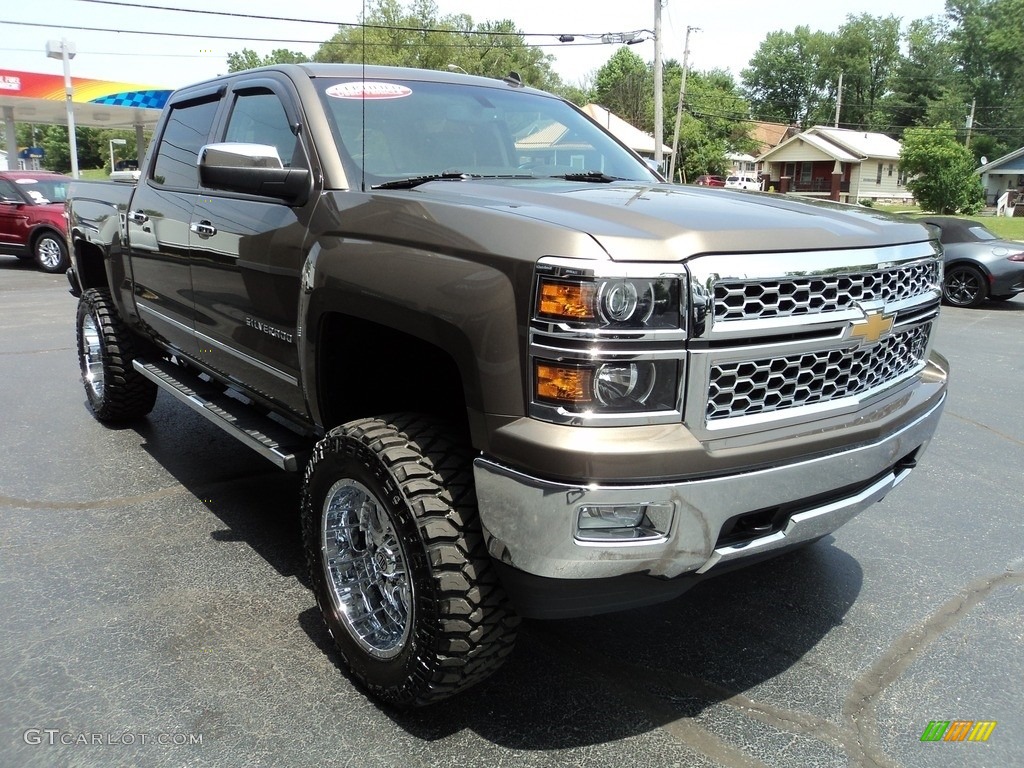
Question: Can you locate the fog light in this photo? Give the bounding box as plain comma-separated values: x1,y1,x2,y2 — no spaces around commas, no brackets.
575,503,673,542
577,505,646,530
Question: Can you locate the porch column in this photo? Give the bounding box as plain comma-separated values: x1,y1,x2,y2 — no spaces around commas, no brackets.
830,160,843,202
779,176,791,194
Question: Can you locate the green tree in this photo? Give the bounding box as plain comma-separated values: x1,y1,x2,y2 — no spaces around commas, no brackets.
945,0,1024,154
741,26,833,126
885,17,956,132
311,0,559,90
593,47,651,130
670,68,757,182
226,48,310,73
831,14,901,130
900,124,984,213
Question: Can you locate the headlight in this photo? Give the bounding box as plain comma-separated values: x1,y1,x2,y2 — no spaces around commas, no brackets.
536,275,680,330
530,260,687,425
534,359,679,414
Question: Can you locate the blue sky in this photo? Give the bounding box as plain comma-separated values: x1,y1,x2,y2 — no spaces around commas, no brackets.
1,0,951,88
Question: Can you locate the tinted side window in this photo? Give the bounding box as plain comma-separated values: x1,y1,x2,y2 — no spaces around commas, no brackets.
151,97,220,189
0,179,21,202
224,91,300,168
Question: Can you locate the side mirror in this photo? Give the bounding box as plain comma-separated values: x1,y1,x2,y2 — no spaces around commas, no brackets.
198,143,310,205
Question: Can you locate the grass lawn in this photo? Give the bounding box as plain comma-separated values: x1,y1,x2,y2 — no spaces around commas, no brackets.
79,168,108,180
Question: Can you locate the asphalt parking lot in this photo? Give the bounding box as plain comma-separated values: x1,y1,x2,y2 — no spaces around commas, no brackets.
2,256,1021,768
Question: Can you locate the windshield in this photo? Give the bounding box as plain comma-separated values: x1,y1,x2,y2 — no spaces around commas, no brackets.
314,78,657,188
13,177,68,204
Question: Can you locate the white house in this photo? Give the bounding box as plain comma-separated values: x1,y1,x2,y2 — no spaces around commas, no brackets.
758,126,911,204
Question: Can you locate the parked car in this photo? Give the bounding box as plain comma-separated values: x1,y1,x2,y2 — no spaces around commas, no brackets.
0,171,70,273
921,216,1024,308
695,174,725,187
724,174,759,190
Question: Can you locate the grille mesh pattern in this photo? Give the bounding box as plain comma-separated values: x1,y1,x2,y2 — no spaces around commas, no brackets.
714,261,940,321
707,323,931,420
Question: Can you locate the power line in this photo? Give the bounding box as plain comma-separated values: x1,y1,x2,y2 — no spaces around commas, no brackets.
0,19,618,49
72,0,653,43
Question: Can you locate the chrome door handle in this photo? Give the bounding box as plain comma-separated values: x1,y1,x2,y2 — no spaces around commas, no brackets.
190,220,217,237
127,210,148,224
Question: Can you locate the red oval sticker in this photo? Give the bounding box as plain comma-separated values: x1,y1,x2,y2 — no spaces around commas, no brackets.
325,82,412,100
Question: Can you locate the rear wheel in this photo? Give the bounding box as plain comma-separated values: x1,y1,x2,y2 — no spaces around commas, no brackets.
942,264,988,308
76,288,158,421
34,231,69,273
301,415,519,707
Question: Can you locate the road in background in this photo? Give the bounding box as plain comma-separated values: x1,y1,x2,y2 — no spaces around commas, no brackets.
2,256,1021,768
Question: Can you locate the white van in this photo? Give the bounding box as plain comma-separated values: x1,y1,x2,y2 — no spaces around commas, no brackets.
725,174,759,190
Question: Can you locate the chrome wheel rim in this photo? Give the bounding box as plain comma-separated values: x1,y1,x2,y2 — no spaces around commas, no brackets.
80,312,104,398
37,237,63,270
321,479,411,659
946,270,980,305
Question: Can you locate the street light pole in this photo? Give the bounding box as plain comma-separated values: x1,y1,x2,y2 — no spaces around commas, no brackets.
109,138,127,173
46,38,79,179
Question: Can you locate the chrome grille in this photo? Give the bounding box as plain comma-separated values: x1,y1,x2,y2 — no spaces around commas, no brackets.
714,261,940,321
707,323,931,420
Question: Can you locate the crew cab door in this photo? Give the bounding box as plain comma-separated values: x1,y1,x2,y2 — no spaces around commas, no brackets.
126,90,221,357
188,78,313,416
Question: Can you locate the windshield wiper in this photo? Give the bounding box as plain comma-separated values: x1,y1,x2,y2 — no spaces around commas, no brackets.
372,172,475,190
551,171,625,183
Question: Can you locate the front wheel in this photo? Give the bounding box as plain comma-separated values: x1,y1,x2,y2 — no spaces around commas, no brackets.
301,415,519,707
34,231,69,273
943,264,988,308
76,288,158,421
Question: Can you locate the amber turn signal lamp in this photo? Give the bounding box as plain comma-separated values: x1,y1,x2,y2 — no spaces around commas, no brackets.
536,279,596,320
535,362,593,404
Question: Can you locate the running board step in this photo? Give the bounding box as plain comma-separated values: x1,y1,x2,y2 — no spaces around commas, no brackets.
134,359,311,472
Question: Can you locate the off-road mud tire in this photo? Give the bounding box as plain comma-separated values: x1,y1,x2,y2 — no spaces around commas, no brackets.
76,287,158,421
301,414,519,707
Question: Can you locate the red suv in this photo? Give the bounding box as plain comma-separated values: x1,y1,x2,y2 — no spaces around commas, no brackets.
0,171,71,273
694,174,726,187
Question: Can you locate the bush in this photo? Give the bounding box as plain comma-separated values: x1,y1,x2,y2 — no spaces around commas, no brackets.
900,124,986,215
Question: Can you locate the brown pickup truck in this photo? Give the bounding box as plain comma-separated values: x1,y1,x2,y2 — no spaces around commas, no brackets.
66,64,948,707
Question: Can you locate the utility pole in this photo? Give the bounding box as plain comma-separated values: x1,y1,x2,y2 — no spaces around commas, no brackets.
965,98,976,148
834,72,843,128
669,25,699,182
653,0,663,168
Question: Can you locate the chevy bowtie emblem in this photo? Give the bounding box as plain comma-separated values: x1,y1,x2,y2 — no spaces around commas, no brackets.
849,309,895,344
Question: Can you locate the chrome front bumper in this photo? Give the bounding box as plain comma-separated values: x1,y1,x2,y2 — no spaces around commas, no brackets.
474,393,945,581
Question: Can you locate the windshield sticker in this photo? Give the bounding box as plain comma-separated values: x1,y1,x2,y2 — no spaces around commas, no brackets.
326,82,412,100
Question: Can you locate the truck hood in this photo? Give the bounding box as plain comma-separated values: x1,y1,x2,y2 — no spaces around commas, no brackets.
414,180,932,261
